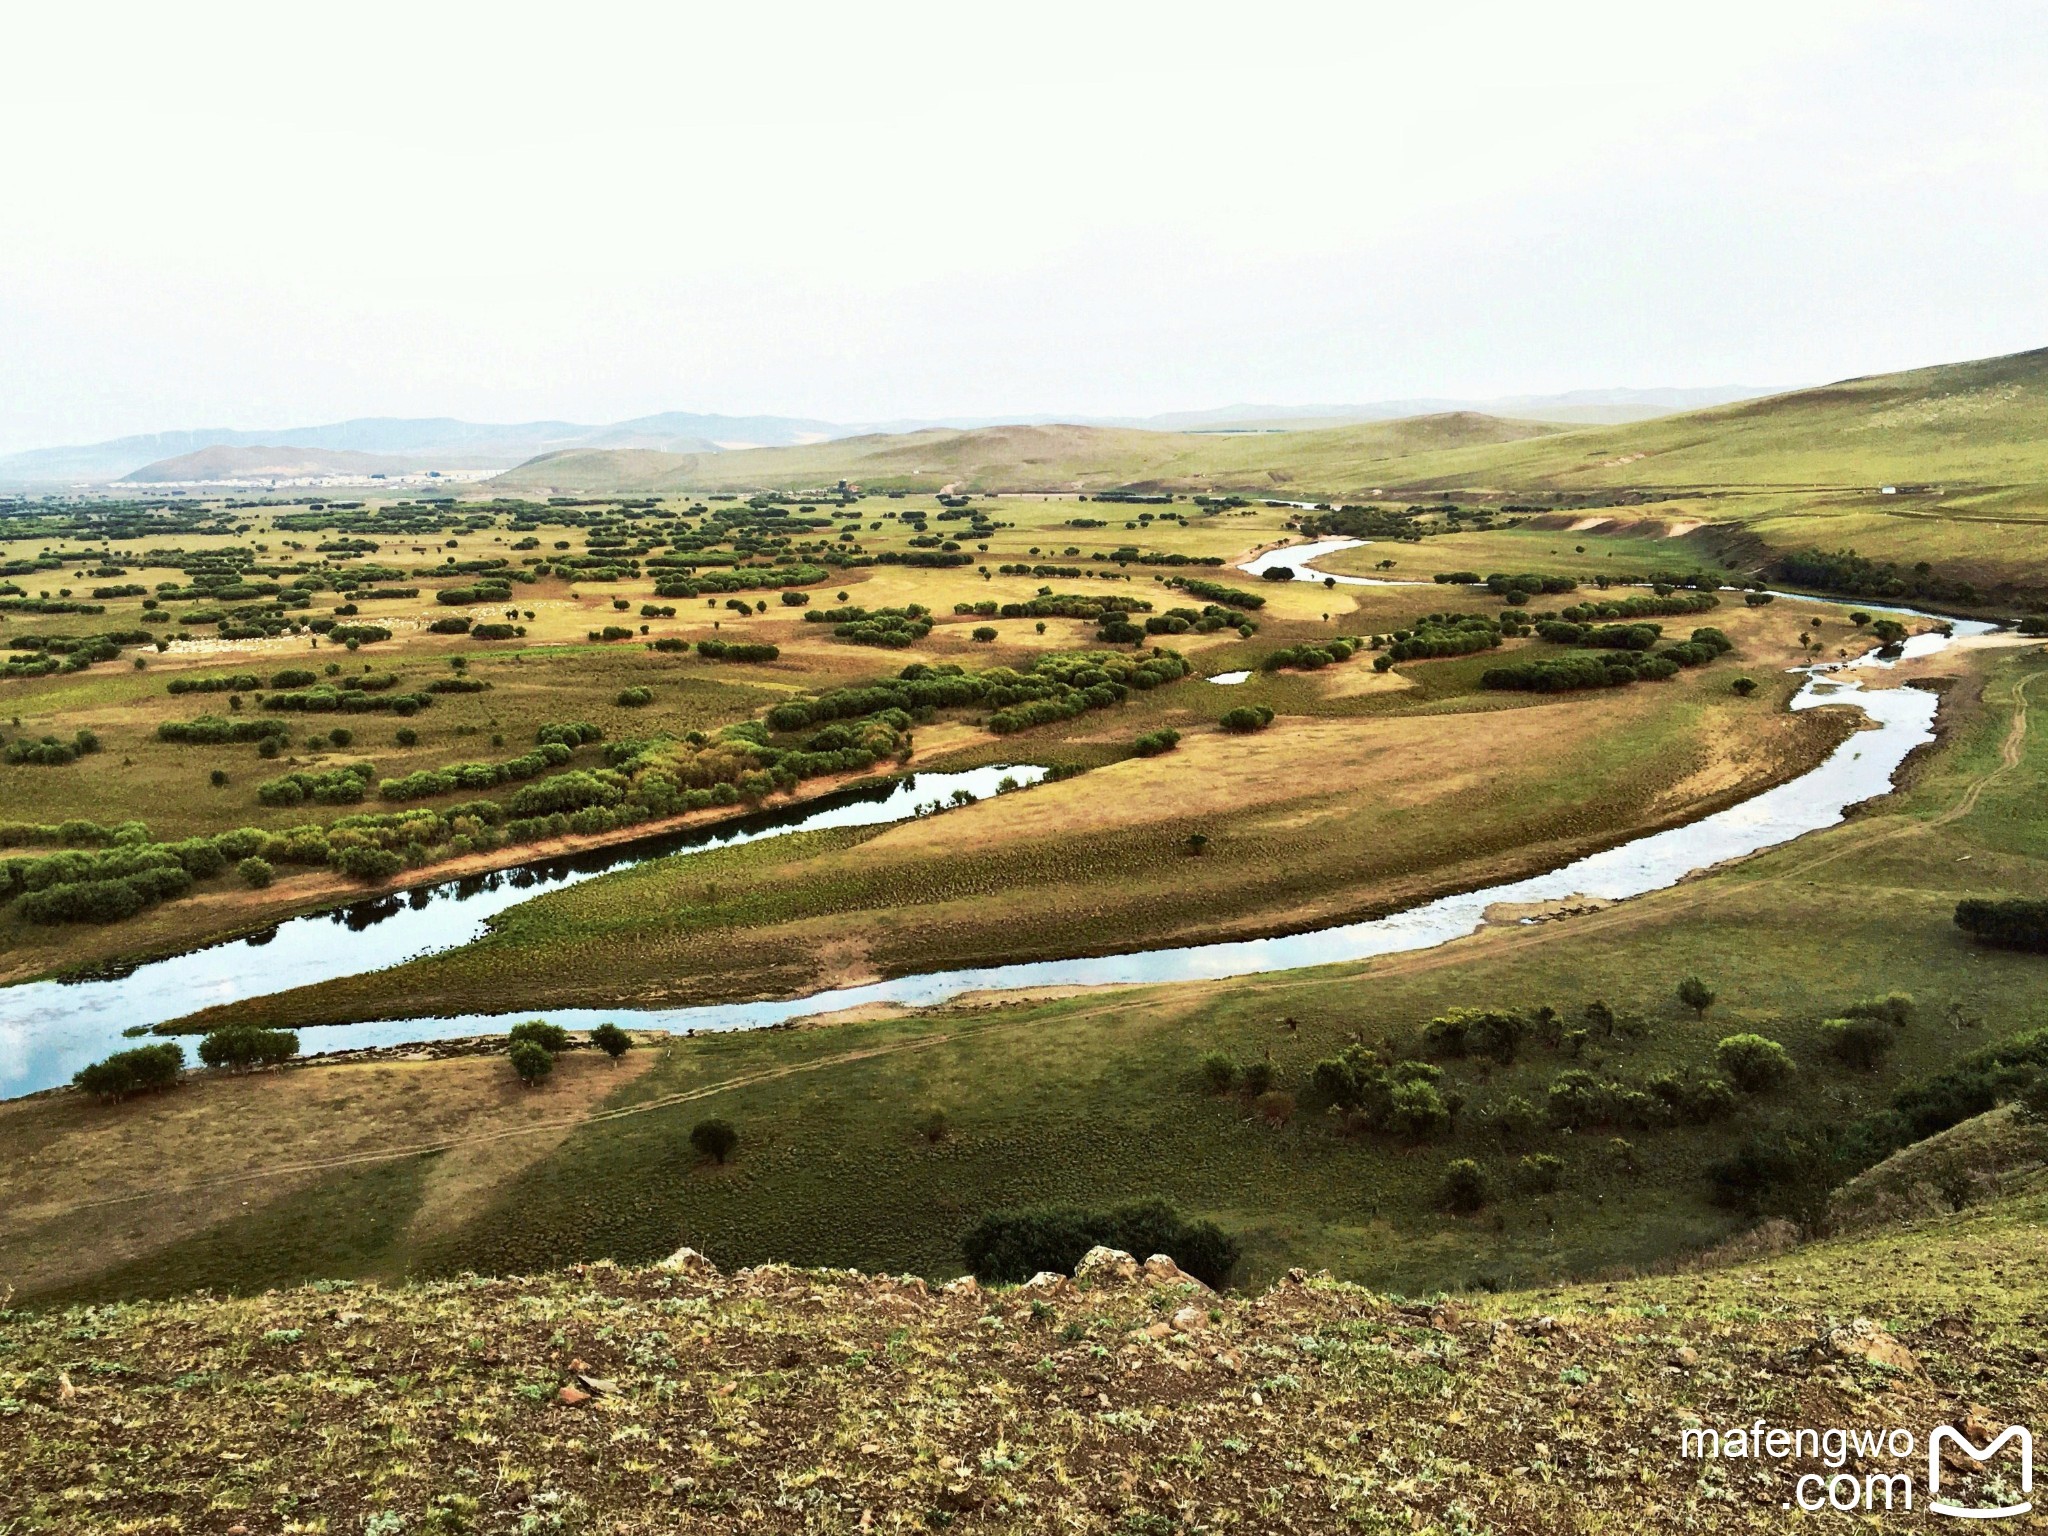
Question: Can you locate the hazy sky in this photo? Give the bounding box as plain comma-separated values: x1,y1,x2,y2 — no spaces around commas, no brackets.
3,1,2045,451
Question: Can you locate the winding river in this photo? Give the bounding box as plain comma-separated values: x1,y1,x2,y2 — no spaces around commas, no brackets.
0,542,1994,1099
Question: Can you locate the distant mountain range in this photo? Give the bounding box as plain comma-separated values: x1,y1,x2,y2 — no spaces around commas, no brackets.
0,389,1781,486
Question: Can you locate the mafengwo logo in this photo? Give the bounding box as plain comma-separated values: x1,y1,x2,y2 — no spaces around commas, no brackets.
1929,1424,2032,1520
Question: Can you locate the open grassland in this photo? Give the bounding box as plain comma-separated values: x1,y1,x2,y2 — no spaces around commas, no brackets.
0,1043,657,1299
11,645,2043,1308
3,1167,2044,1533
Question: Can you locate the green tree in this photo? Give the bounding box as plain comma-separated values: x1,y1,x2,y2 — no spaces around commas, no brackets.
691,1117,739,1164
1676,975,1716,1019
1716,1034,1795,1093
1441,1158,1489,1214
509,1040,553,1087
589,1022,631,1062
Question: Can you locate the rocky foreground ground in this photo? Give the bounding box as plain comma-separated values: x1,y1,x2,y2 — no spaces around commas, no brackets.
5,1195,2047,1533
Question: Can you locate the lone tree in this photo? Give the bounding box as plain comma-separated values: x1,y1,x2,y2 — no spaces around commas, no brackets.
691,1117,739,1164
509,1040,553,1087
1676,975,1716,1019
589,1022,632,1063
1716,1034,1795,1093
1441,1158,1489,1214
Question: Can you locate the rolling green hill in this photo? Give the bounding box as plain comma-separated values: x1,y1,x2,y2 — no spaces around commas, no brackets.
486,346,2048,592
490,347,2048,501
488,411,1572,496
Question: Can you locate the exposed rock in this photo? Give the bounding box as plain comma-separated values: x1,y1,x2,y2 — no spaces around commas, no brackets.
1019,1271,1071,1297
1822,1318,1925,1378
556,1384,591,1407
941,1275,980,1297
1171,1305,1207,1333
1142,1254,1207,1289
657,1245,720,1277
1075,1246,1141,1286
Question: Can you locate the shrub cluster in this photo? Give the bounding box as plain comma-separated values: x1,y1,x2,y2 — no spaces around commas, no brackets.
1374,613,1502,665
960,1198,1239,1288
166,672,263,695
257,762,378,807
198,1025,298,1070
1955,897,2048,952
379,741,574,801
73,1042,184,1100
1263,637,1364,671
696,639,780,662
1169,577,1266,610
158,715,292,745
5,729,100,765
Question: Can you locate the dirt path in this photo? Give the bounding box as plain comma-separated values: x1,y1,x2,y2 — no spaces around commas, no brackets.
1935,670,2032,828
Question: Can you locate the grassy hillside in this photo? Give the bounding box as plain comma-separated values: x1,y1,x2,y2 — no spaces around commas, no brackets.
491,348,2048,501
485,349,2048,594
4,1179,2044,1532
490,412,1572,496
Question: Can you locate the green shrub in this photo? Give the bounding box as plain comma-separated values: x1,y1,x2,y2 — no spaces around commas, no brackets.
690,1117,739,1164
959,1198,1239,1288
1441,1159,1489,1213
332,845,404,882
1716,1034,1795,1092
1197,1051,1238,1093
1134,728,1181,756
73,1042,184,1100
1219,705,1274,733
1389,1078,1451,1141
1841,992,1914,1028
1955,898,2048,952
1239,1059,1275,1095
237,856,274,889
1820,1016,1896,1072
1514,1152,1565,1195
1485,1095,1541,1146
509,1019,570,1053
615,686,654,707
